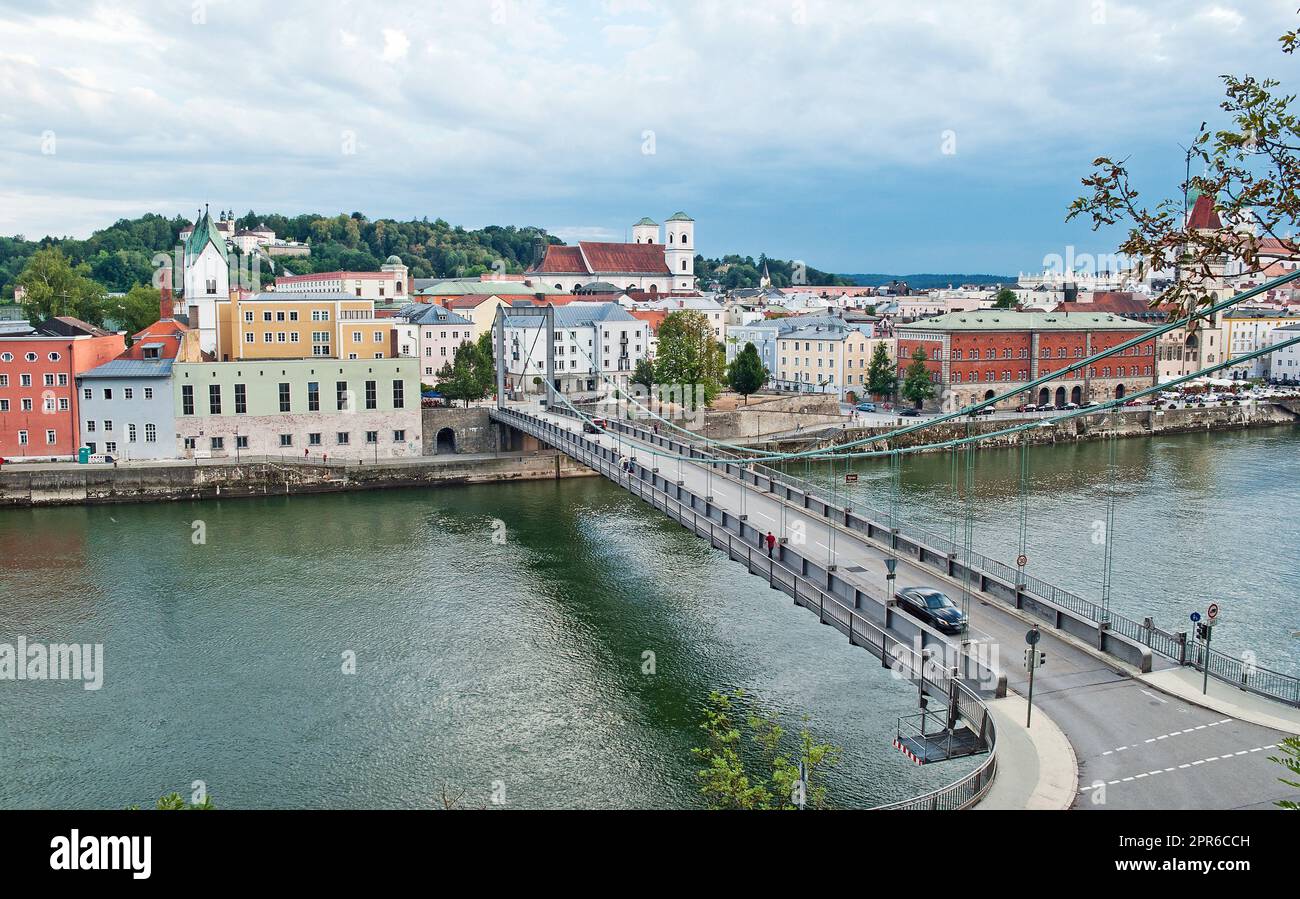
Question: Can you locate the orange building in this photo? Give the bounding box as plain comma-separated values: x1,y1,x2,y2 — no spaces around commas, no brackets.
215,292,396,361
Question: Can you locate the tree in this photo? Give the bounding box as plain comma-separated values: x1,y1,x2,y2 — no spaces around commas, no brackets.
1068,18,1300,319
1273,736,1300,810
726,341,768,403
866,342,898,399
435,341,491,407
632,357,655,392
654,310,725,405
692,689,841,810
900,348,936,408
16,248,107,325
105,284,162,335
992,288,1017,309
128,791,215,810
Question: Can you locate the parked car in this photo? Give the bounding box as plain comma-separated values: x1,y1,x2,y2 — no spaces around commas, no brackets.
1016,403,1038,413
1061,401,1079,410
899,407,920,417
970,406,995,416
894,587,968,634
855,401,877,413
583,417,609,433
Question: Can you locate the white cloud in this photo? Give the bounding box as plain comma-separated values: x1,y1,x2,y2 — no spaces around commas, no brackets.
0,0,1294,247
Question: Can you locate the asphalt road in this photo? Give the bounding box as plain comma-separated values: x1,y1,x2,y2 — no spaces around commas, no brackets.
533,408,1295,810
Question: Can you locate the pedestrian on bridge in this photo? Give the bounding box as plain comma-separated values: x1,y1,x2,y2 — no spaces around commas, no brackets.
765,531,776,557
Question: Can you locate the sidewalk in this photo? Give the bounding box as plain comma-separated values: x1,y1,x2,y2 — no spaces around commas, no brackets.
1141,667,1300,735
975,695,1078,810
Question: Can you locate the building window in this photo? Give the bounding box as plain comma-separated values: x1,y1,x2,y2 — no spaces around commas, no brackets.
392,380,404,409
393,429,406,442
244,311,254,322
279,434,293,447
46,429,56,445
128,423,137,443
43,373,55,386
104,442,116,454
279,382,291,413
308,381,320,411
182,384,194,415
208,383,222,414
336,432,350,445
17,430,27,445
211,436,224,450
83,387,92,400
184,438,196,450
103,388,112,400
103,420,113,432
145,423,157,443
336,381,349,411
124,388,133,400
364,380,377,410
86,420,96,432
236,435,249,449
234,383,247,414
144,387,153,400
365,430,378,444
308,433,322,446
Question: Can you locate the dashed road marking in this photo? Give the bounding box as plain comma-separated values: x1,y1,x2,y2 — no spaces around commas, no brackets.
1079,743,1279,792
1101,718,1232,755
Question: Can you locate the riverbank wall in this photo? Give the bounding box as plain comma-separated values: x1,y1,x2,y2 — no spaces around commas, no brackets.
748,401,1299,453
0,451,597,507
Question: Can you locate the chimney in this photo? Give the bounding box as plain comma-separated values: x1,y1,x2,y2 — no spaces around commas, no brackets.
160,269,174,321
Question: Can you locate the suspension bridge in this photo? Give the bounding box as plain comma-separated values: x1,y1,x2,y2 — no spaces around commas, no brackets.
488,271,1300,810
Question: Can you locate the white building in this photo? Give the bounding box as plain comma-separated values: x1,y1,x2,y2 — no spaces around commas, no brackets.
274,256,410,302
181,206,230,355
1266,323,1300,382
527,213,696,294
629,295,726,342
501,303,649,397
393,304,478,382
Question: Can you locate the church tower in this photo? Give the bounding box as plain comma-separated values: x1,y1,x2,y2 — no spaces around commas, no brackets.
663,211,695,292
632,217,659,244
182,204,230,355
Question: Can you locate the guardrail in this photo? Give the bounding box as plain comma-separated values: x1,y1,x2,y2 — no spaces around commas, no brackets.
572,407,1300,708
494,405,999,811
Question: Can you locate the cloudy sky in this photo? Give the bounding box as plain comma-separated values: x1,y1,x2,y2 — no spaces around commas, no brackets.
0,0,1294,273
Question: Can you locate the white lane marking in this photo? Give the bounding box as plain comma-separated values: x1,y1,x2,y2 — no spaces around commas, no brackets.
1104,718,1233,755
1139,689,1168,704
1080,743,1279,793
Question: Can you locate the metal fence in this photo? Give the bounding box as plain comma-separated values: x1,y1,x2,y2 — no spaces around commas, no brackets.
576,409,1300,709
495,406,999,810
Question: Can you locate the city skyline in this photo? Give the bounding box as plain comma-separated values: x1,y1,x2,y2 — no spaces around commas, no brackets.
2,1,1296,273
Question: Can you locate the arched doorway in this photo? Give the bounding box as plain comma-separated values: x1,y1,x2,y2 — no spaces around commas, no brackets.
1071,385,1082,405
1115,384,1126,400
436,428,456,454
983,389,995,402
1038,387,1050,406
1054,386,1066,408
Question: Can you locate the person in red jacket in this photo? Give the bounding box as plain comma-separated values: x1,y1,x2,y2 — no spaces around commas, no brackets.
765,532,776,557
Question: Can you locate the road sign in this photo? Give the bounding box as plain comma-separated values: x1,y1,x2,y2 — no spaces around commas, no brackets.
1016,554,1028,567
845,473,859,483
1026,627,1040,645
1190,611,1202,623
1207,603,1220,621
885,558,897,575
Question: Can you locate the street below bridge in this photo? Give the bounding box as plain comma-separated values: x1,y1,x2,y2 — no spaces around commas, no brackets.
525,406,1296,810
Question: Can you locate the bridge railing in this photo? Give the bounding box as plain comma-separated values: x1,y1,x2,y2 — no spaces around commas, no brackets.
494,405,1000,810
563,408,1300,709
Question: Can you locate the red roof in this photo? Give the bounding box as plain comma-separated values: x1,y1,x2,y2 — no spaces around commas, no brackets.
117,319,190,361
1188,195,1223,230
534,246,587,274
275,270,396,284
579,241,670,275
629,310,668,333
532,242,671,276
1076,292,1158,317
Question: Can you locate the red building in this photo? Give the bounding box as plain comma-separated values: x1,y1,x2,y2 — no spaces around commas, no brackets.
895,310,1157,411
0,318,124,460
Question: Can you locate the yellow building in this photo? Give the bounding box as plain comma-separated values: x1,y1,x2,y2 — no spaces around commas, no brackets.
775,319,889,400
1218,308,1300,380
215,292,396,361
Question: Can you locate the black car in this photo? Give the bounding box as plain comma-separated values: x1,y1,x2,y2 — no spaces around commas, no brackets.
899,407,920,417
894,587,968,634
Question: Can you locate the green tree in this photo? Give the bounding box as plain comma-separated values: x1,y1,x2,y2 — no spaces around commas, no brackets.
900,348,936,408
992,288,1017,309
632,357,655,392
105,284,162,335
692,689,841,810
655,310,724,405
726,341,767,403
435,341,490,407
128,791,215,810
1069,17,1300,318
1273,736,1300,809
866,342,898,398
16,248,107,325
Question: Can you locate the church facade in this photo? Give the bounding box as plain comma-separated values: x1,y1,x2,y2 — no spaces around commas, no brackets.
181,207,230,355
527,212,696,294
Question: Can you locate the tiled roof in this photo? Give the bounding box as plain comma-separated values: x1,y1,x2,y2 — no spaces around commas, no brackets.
396,304,473,326
504,302,639,329
37,317,115,337
1188,195,1223,230
117,319,189,360
533,246,588,274
184,208,229,265
579,241,670,275
899,311,1152,332
275,271,395,283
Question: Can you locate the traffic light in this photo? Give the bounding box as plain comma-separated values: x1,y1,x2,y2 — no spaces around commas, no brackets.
1037,651,1047,668
1196,623,1210,641
1024,649,1047,669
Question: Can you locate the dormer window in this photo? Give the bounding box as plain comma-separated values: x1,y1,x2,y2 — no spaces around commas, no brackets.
143,347,159,359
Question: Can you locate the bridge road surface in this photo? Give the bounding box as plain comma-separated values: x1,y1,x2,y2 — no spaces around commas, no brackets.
532,409,1294,810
